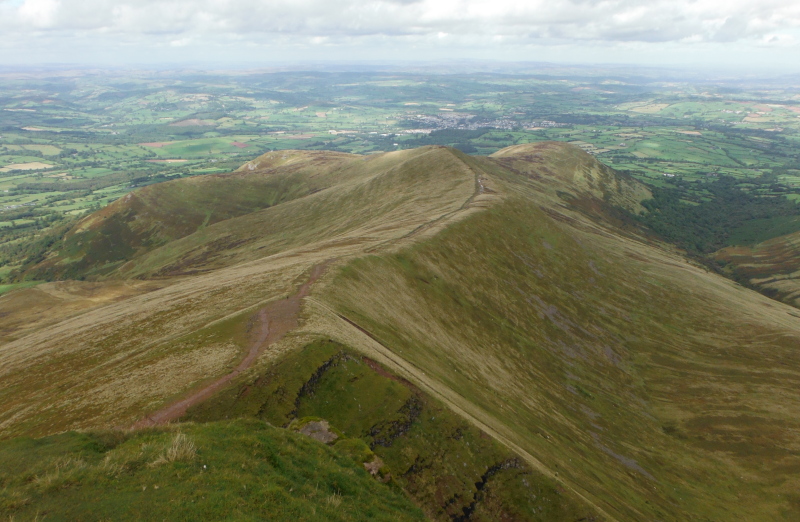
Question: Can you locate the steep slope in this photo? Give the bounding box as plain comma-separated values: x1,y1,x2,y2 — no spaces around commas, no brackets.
23,150,360,280
22,146,480,281
0,145,485,437
490,141,651,214
307,145,800,520
113,145,483,279
2,142,800,520
318,198,800,520
186,340,594,521
715,230,800,309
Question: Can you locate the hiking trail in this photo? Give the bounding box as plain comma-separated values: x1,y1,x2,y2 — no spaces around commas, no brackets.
131,262,329,428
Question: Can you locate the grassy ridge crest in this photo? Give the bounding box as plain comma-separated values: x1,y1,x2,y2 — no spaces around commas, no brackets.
2,143,799,520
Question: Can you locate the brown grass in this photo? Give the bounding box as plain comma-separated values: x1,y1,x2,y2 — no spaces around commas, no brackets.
0,162,53,172
0,146,487,438
715,231,800,308
149,433,196,466
4,143,800,519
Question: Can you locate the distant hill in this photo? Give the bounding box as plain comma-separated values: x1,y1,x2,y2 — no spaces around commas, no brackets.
2,143,800,520
490,140,650,214
20,143,650,282
22,150,359,280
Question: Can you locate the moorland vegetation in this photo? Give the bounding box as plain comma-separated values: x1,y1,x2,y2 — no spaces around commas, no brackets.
1,142,800,520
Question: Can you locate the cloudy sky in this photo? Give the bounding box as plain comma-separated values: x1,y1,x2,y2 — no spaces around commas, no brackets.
1,0,799,73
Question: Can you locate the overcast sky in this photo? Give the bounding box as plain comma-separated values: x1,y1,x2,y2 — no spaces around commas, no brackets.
1,0,799,73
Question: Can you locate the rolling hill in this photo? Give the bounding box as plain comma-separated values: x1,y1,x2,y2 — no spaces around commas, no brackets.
2,142,800,520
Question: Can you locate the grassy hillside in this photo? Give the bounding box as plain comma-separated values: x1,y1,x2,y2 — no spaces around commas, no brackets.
185,340,595,521
0,279,165,344
19,147,480,281
310,146,800,519
489,141,651,215
113,146,481,279
2,142,800,520
19,150,359,280
715,229,800,308
0,146,484,437
0,418,424,521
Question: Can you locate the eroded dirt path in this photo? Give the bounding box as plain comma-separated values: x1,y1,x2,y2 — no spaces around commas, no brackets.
131,261,330,428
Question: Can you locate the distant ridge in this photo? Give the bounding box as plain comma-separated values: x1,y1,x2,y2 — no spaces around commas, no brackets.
21,143,649,281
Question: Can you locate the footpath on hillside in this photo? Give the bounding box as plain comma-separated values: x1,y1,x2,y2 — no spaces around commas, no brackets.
131,262,330,428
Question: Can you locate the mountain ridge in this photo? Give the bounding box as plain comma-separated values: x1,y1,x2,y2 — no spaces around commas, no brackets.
2,142,799,520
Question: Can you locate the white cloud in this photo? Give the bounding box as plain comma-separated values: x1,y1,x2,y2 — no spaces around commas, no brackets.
170,37,191,47
2,0,797,42
17,0,61,28
0,0,798,69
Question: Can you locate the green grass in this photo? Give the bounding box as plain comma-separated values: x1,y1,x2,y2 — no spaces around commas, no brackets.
317,149,800,520
186,340,592,521
20,150,359,280
4,71,800,293
20,146,479,281
0,419,424,521
4,140,800,520
0,280,41,296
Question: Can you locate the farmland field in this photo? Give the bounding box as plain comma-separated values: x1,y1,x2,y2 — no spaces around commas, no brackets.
1,68,799,277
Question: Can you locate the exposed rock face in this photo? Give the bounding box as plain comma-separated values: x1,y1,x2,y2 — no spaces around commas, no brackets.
299,420,339,444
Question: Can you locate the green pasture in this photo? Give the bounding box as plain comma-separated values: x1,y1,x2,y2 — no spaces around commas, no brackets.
0,280,42,295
